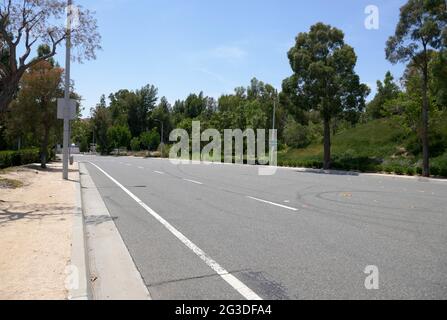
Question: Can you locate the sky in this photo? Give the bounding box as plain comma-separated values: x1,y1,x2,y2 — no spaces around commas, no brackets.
56,0,409,117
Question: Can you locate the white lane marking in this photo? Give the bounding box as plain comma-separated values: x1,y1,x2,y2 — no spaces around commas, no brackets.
88,162,262,301
138,166,144,169
247,196,299,212
183,179,203,185
154,171,165,175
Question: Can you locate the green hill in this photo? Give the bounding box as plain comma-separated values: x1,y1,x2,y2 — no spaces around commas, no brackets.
278,116,447,177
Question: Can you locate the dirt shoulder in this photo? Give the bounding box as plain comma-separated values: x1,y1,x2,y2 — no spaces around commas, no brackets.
0,162,78,300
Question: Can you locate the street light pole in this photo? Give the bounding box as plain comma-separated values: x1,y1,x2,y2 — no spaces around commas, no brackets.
271,90,277,164
62,0,72,180
154,119,164,158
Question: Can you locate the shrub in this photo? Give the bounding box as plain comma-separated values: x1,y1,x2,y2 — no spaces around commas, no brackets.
140,130,160,151
383,165,394,174
394,166,404,175
430,166,440,176
405,167,415,176
130,137,141,152
0,149,40,169
283,116,312,149
431,152,447,177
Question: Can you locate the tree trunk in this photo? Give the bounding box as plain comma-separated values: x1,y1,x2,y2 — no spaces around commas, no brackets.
41,127,50,169
421,63,430,177
0,73,23,113
323,117,331,170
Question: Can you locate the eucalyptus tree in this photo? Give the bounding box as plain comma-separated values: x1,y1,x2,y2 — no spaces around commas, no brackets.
283,23,369,169
386,0,447,176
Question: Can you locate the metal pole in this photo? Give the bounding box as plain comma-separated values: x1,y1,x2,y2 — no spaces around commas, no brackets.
271,90,277,164
62,0,72,180
155,119,164,158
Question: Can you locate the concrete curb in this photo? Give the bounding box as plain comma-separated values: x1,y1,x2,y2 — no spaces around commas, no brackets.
140,157,447,183
79,162,151,300
68,162,90,300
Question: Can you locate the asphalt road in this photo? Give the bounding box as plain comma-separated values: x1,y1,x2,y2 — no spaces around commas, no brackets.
77,155,447,300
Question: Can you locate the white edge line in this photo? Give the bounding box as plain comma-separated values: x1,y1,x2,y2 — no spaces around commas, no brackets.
247,196,299,212
87,162,262,301
183,179,203,185
154,171,165,175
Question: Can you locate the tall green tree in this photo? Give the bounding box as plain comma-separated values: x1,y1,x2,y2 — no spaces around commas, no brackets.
128,84,158,137
367,71,401,119
150,96,172,143
283,23,369,169
91,95,112,154
6,59,63,168
386,0,447,177
108,85,158,138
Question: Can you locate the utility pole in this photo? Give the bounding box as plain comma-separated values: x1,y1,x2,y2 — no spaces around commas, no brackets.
271,90,278,164
154,119,164,157
62,0,72,180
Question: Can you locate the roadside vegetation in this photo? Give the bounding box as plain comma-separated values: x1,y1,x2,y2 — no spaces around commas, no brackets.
0,0,446,177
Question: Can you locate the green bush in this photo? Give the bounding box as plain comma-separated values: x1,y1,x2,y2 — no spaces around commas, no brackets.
394,166,404,175
0,149,40,169
140,130,161,151
130,137,141,152
283,117,312,149
405,167,415,176
430,166,440,176
431,152,447,177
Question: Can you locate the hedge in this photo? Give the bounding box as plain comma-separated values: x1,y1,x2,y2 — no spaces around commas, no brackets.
0,149,40,169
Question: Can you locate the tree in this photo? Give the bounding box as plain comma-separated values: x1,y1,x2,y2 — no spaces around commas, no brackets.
0,0,101,112
107,125,131,153
150,96,172,143
6,57,63,168
431,50,447,107
128,84,157,137
72,118,92,153
91,95,111,154
283,23,369,169
108,84,158,138
184,92,206,118
367,71,401,119
140,129,160,151
386,0,447,177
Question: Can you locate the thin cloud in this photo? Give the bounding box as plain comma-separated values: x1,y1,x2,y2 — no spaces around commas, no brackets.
211,46,247,60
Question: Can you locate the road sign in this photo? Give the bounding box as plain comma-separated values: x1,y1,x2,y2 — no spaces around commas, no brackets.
57,98,77,120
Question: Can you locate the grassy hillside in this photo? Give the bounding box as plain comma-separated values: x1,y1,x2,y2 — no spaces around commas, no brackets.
278,116,447,177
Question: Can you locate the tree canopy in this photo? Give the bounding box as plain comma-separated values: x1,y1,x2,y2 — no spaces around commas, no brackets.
283,22,370,169
0,0,101,111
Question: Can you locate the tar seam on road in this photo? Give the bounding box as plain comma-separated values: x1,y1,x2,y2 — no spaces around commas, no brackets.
247,196,299,211
183,179,204,185
87,162,262,301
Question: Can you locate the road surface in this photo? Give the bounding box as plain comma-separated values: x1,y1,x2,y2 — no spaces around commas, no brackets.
77,155,447,300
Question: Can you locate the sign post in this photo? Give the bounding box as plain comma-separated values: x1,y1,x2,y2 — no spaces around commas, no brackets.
62,0,72,180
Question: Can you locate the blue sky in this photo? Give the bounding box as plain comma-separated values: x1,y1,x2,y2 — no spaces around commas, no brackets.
58,0,408,117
